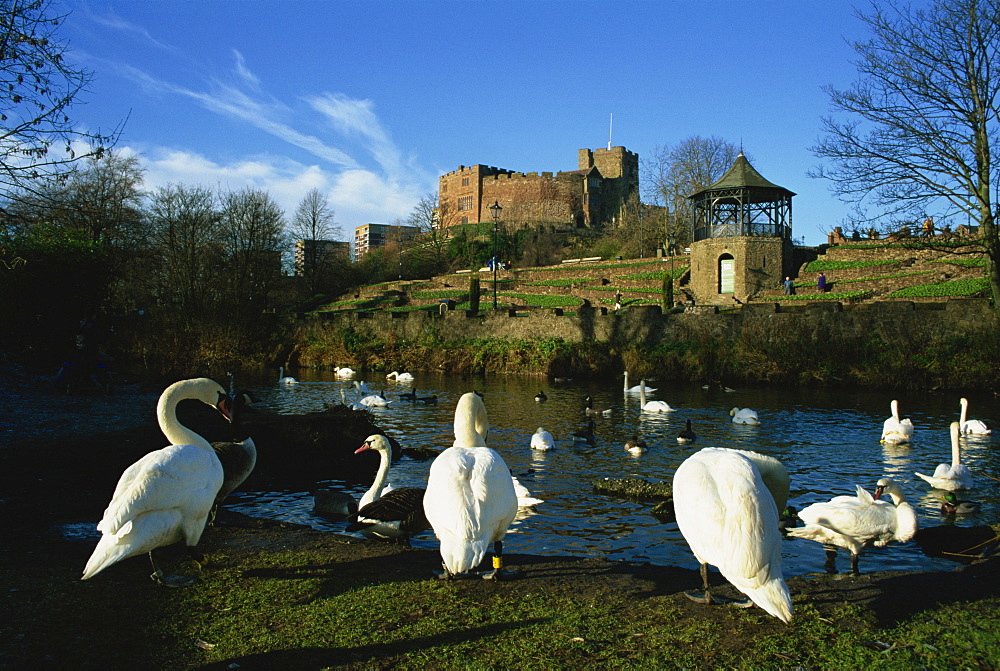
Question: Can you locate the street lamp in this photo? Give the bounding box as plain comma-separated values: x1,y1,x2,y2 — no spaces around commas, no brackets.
489,200,502,309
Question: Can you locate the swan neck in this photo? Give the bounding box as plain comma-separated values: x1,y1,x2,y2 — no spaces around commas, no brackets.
453,393,488,447
157,385,211,449
952,433,962,466
959,399,968,426
639,383,646,405
363,448,392,503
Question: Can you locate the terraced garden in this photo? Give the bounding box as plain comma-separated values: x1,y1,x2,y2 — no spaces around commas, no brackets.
311,240,990,315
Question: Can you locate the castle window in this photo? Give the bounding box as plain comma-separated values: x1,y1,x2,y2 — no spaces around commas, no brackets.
461,177,470,187
442,183,448,192
461,216,468,225
458,196,473,211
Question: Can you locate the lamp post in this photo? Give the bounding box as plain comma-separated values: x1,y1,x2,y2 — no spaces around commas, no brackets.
489,200,502,309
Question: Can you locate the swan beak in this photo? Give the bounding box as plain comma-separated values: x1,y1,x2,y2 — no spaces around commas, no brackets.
354,440,372,454
216,393,233,422
873,485,885,499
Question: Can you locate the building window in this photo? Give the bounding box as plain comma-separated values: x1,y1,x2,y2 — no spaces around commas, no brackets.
461,216,468,225
461,177,470,187
442,183,448,192
458,196,473,211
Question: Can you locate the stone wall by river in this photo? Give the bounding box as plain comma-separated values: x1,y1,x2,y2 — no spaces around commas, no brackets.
294,298,996,349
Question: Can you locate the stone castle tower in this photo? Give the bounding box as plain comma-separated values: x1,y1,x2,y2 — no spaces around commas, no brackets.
578,146,639,225
437,147,639,230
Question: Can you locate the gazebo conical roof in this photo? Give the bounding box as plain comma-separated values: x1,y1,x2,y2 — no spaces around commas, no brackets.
690,153,795,202
688,152,794,241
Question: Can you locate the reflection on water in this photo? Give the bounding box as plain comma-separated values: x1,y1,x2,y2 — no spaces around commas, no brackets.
225,369,1000,577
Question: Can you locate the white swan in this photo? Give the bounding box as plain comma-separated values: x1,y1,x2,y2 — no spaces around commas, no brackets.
623,370,656,393
676,419,697,444
530,427,555,451
355,434,395,508
512,475,544,507
82,378,230,586
624,435,649,454
639,381,673,412
730,407,759,424
340,388,367,411
355,381,392,407
673,447,793,623
880,399,914,443
915,421,974,490
786,477,918,574
278,366,297,384
423,392,518,580
334,366,356,378
959,397,991,434
386,371,414,381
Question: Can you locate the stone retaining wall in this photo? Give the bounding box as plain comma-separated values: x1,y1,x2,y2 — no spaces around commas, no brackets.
299,298,996,348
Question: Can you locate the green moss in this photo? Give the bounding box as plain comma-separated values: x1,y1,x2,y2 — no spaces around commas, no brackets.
890,277,989,297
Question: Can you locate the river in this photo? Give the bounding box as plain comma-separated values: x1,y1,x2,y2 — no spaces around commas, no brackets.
224,369,1000,577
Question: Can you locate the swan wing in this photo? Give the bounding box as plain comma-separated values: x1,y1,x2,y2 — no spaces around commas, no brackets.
962,419,991,434
96,445,223,537
530,430,554,450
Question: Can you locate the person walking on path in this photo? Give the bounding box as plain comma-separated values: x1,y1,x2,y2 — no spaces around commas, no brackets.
783,277,795,296
817,272,827,292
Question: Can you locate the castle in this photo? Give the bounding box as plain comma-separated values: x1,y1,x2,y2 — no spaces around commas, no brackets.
436,146,639,229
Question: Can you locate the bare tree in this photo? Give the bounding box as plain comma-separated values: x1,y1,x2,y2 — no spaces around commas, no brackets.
405,192,453,273
642,136,741,251
146,184,221,316
288,188,340,294
219,188,286,315
50,151,146,247
0,0,119,204
811,0,1000,304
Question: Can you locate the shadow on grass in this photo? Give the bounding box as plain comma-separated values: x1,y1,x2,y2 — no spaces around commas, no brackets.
195,618,549,670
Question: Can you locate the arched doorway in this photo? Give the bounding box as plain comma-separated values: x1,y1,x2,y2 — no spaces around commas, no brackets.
719,254,735,294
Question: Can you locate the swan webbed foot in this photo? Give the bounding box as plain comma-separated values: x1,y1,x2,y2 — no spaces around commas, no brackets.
481,567,521,581
684,590,752,608
684,590,713,605
434,563,461,580
150,570,199,588
850,554,861,575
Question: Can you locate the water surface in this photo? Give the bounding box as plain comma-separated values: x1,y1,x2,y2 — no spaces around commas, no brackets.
227,370,1000,576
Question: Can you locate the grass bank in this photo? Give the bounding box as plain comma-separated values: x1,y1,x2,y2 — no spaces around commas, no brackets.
7,514,999,670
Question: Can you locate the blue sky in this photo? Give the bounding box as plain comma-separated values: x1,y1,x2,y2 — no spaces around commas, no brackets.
57,1,872,246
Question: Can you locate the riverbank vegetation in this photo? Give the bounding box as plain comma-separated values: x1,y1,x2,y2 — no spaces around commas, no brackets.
283,317,1000,393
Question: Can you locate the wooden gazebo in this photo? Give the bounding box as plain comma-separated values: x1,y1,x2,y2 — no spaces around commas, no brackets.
686,153,796,304
689,153,794,242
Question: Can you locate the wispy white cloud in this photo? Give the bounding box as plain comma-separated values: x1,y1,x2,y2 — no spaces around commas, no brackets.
86,10,176,53
231,49,260,90
307,93,403,178
137,146,423,233
81,12,436,230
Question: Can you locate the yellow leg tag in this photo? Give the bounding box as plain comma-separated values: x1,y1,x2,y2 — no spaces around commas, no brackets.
493,556,502,569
